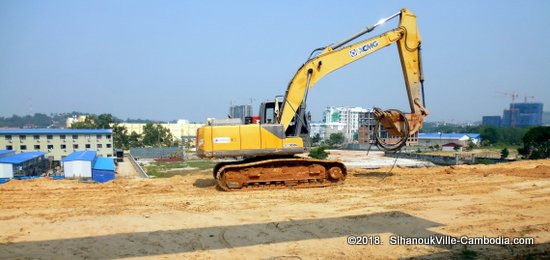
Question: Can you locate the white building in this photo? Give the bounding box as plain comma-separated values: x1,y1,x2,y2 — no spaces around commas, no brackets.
322,106,369,141
310,122,346,140
0,129,113,161
418,133,481,147
62,151,97,178
119,121,203,142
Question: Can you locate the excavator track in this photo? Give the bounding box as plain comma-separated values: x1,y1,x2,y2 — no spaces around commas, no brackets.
214,157,347,191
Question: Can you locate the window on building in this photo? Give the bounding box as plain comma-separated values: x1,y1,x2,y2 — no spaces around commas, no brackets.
72,135,78,139
6,145,13,150
96,134,102,139
106,135,111,139
97,144,103,148
34,145,40,150
20,145,27,150
33,135,40,140
107,154,112,157
47,135,53,140
47,145,54,150
107,144,112,148
73,144,79,149
85,144,91,149
60,135,66,140
5,135,12,140
19,135,26,140
61,144,66,149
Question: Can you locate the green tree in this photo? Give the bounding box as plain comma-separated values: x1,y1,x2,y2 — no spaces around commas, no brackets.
480,126,498,145
128,131,143,148
453,145,461,151
518,126,550,159
326,132,345,147
498,127,528,146
96,114,115,129
311,133,322,145
112,124,130,149
309,146,329,159
33,113,53,127
466,140,476,151
500,148,509,159
142,123,174,147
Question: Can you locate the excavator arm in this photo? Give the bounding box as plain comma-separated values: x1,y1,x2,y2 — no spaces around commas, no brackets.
197,8,429,190
278,8,429,146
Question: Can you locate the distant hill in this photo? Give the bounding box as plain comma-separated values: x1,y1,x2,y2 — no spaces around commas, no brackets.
0,113,160,128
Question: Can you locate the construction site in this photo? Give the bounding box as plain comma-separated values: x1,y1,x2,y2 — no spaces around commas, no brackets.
1,2,550,259
0,151,548,259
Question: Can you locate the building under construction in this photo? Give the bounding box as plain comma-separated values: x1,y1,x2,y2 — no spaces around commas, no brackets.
503,103,543,128
483,102,544,128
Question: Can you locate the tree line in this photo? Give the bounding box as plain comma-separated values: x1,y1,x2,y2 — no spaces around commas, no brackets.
310,125,549,159
0,112,159,128
70,114,179,150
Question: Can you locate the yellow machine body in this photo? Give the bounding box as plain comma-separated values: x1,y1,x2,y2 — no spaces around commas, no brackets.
197,123,304,158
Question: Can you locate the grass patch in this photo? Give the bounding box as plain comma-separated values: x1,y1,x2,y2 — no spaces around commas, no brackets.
485,144,521,150
477,159,496,165
145,159,217,178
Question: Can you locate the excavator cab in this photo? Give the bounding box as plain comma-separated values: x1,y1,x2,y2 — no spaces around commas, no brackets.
258,100,310,138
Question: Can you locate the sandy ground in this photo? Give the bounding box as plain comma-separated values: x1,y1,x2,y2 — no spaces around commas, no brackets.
115,158,141,179
327,150,434,168
0,157,549,259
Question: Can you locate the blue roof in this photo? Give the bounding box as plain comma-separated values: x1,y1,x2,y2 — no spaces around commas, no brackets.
62,151,97,162
93,157,115,171
0,150,15,156
0,129,111,135
419,133,480,139
0,152,46,164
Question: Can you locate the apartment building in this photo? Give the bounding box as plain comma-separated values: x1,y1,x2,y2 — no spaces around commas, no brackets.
323,106,369,141
0,129,113,161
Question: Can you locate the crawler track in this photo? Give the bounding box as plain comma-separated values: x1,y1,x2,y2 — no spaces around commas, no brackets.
214,157,347,191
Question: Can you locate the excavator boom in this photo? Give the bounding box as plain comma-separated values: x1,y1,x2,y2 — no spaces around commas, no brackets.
279,8,428,137
196,8,429,191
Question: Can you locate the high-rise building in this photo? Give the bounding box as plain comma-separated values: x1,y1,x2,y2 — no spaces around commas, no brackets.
229,105,253,123
502,103,543,128
322,106,369,141
482,116,501,128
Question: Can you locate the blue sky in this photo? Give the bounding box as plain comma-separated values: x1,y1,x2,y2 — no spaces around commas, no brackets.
1,0,549,123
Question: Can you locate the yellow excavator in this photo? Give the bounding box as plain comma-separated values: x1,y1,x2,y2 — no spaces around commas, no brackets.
197,8,429,191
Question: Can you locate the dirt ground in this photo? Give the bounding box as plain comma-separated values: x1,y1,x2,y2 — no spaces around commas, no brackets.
115,158,141,179
0,157,549,259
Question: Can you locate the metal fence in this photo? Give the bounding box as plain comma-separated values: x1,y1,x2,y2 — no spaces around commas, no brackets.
129,147,181,159
127,153,149,178
385,152,513,166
